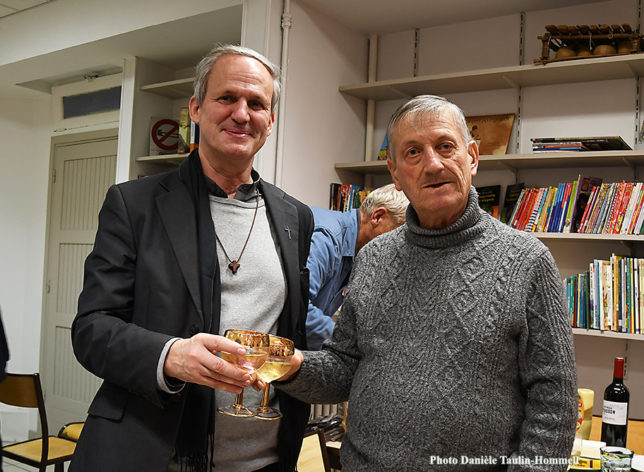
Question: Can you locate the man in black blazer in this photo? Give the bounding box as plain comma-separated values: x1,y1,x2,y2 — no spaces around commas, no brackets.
71,45,313,472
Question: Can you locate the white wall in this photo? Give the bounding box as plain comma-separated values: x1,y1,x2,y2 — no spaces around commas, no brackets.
0,95,52,438
0,96,52,374
280,1,367,207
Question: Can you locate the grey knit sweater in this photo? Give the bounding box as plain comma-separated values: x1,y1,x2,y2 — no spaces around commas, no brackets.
279,187,577,471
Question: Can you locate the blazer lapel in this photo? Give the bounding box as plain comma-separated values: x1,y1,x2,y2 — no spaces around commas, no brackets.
260,181,300,336
156,173,203,324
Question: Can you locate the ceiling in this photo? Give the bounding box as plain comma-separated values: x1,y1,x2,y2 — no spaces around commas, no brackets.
0,0,49,19
298,0,597,34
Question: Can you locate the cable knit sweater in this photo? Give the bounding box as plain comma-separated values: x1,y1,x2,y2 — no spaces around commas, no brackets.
279,188,577,471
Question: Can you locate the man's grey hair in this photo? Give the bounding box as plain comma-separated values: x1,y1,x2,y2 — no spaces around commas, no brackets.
360,183,409,225
193,44,281,113
385,95,473,160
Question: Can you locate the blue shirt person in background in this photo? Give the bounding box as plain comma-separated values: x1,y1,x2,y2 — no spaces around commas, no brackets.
306,184,408,349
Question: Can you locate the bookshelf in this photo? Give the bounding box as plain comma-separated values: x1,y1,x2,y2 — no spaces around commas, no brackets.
336,150,644,174
572,328,643,341
339,53,644,100
535,232,644,243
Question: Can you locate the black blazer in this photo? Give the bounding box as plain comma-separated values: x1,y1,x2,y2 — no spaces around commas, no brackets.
70,160,313,472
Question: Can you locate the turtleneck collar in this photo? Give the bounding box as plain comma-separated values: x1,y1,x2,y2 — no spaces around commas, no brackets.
405,186,487,249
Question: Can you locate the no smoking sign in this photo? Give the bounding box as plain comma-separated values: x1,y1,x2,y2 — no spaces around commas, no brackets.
150,118,179,153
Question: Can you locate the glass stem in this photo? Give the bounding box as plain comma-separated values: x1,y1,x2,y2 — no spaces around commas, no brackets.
260,384,270,411
233,390,244,410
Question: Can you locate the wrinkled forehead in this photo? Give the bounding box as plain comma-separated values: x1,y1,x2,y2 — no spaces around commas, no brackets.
393,108,464,142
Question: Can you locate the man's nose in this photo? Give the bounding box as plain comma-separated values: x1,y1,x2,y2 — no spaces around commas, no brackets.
231,100,250,123
422,148,444,172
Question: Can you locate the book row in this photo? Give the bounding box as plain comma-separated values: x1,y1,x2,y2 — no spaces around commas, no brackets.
329,183,371,212
565,254,643,335
506,176,644,235
575,180,644,234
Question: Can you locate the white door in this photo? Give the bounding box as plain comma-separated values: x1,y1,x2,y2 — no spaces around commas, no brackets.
40,130,118,432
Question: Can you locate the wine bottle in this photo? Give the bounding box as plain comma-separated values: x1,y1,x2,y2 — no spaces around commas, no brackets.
600,357,630,447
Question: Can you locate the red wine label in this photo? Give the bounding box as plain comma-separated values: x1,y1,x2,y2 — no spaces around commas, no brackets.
602,400,628,425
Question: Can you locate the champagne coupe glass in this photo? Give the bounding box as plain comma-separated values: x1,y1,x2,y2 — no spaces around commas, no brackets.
251,335,294,420
217,329,270,417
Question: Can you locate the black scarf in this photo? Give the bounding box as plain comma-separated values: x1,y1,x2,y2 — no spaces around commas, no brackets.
175,151,221,472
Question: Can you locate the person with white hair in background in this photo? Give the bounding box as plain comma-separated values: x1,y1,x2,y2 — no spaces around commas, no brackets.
305,184,408,350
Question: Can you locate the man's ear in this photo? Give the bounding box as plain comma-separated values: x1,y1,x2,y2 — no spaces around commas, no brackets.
189,96,200,124
371,207,388,226
266,113,275,137
468,140,479,177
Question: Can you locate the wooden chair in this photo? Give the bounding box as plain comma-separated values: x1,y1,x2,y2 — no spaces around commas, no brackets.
0,373,77,472
297,429,331,472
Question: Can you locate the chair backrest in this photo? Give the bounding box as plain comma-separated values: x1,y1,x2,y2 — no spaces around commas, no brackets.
0,373,50,441
0,373,41,408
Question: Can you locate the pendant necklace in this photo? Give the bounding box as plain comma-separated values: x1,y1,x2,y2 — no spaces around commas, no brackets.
215,189,260,275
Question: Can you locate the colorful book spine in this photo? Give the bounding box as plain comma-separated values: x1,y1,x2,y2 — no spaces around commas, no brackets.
578,185,600,233
562,179,579,233
594,183,617,234
620,182,641,234
518,188,539,231
535,187,555,232
557,182,573,233
603,181,624,234
571,175,603,232
612,182,633,233
525,188,546,232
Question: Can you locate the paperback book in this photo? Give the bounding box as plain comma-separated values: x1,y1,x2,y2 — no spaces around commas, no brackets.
476,185,501,219
531,136,631,152
501,182,525,224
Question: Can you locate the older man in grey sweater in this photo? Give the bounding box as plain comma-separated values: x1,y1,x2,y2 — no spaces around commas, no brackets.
276,95,577,471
